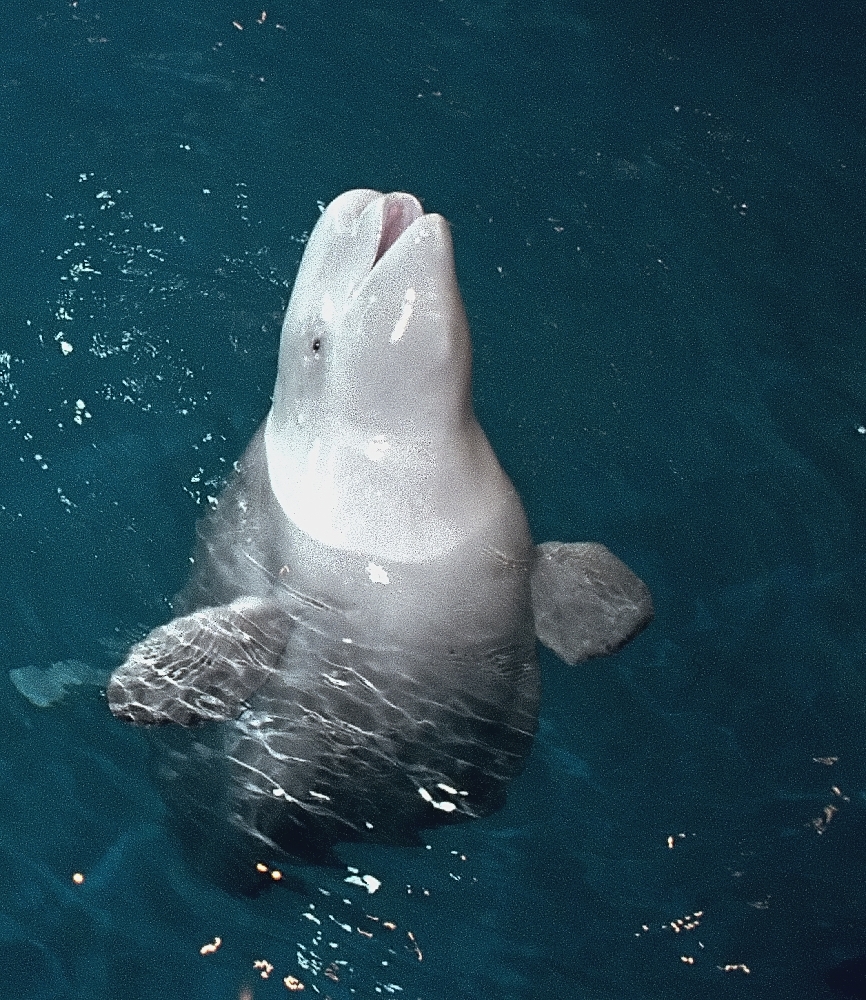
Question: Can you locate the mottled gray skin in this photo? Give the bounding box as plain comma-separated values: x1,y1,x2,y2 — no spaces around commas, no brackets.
108,190,652,869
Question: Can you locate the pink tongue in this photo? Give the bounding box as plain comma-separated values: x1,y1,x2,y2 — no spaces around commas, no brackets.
373,195,424,264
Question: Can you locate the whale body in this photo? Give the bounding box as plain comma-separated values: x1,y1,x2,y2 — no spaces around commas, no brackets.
107,190,653,870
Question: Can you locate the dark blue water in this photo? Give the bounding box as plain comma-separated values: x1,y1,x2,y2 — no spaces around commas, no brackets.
1,0,864,997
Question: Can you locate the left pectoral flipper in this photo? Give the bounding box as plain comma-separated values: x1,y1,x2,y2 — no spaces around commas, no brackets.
530,541,653,665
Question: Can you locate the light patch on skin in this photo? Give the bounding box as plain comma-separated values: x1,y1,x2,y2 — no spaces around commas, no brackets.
302,438,342,538
320,294,336,323
364,434,391,461
390,287,416,343
436,782,458,795
268,433,347,547
365,561,389,584
417,786,458,812
324,673,349,688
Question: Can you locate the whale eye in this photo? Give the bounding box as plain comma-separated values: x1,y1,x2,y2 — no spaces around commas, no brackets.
311,338,321,353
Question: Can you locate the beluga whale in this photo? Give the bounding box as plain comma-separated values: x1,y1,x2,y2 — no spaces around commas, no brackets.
107,189,653,875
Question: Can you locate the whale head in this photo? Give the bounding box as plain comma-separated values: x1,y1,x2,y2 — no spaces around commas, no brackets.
269,189,473,439
264,190,517,562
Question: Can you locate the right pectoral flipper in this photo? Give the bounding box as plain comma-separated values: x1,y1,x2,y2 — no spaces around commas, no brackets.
107,598,293,726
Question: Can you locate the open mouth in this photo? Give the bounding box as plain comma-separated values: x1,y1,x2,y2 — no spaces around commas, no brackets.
372,194,424,266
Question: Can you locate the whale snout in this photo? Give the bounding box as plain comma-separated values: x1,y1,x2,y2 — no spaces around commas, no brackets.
373,193,424,265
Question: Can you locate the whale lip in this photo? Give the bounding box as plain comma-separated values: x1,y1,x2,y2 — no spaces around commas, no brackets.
372,192,425,267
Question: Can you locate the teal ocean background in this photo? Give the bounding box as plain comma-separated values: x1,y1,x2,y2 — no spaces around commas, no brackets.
1,1,864,997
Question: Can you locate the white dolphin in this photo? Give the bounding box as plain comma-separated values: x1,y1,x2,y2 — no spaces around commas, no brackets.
108,190,653,866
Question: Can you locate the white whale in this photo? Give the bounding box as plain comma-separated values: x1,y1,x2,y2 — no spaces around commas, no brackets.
107,190,652,866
